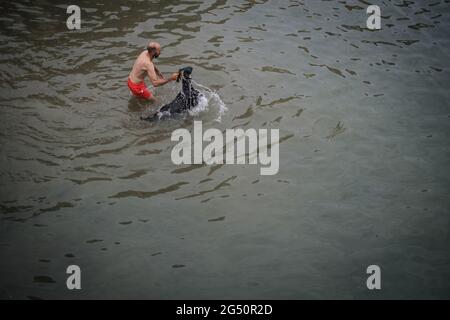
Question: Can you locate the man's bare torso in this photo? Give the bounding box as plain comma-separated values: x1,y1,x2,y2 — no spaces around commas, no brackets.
129,50,153,83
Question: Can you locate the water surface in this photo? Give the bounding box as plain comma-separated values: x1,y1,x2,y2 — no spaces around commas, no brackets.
0,0,449,299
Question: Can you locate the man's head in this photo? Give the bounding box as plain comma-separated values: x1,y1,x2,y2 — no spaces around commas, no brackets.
147,42,161,59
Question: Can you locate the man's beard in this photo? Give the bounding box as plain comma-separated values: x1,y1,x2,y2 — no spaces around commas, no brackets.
153,53,159,59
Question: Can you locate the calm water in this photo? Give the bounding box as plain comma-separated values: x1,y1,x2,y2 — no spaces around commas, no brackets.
0,0,449,299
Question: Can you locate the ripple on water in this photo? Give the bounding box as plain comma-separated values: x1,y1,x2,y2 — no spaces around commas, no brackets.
0,0,449,299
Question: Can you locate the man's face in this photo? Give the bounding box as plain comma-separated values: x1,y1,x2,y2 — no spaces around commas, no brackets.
153,47,161,59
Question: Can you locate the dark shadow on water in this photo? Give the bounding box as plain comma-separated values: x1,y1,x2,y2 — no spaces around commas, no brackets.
127,96,155,113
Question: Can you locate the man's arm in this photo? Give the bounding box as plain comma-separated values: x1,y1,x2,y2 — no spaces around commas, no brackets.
147,63,177,87
154,66,165,79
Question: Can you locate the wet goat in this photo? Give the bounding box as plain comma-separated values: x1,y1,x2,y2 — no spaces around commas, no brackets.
141,67,202,121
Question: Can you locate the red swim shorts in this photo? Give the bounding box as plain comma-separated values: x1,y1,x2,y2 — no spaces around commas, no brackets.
127,78,153,99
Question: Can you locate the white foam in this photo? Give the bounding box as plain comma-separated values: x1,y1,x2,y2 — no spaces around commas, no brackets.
192,80,228,122
158,110,171,119
188,94,208,115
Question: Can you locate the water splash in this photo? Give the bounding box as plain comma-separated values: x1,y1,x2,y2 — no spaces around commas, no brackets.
188,94,208,115
192,80,227,122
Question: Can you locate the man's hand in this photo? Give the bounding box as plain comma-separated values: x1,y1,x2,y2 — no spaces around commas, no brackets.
147,63,180,87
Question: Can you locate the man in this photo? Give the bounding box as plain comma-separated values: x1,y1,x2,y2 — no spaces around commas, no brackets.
128,42,179,100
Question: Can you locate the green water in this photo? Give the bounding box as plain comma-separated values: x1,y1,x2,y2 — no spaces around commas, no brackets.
0,0,449,299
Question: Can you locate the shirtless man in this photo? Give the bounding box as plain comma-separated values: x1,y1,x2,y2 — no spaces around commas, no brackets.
128,42,179,100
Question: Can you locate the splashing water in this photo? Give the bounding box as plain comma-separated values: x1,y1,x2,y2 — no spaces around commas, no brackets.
142,80,227,122
191,80,227,122
188,94,208,115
